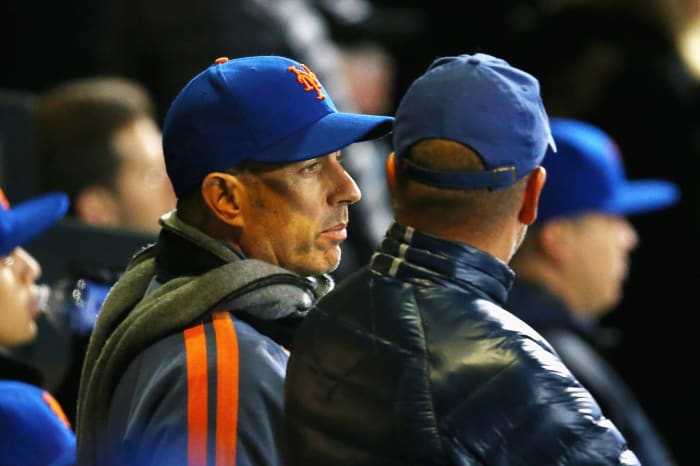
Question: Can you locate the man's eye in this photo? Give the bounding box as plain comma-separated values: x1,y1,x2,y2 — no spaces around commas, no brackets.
302,161,320,172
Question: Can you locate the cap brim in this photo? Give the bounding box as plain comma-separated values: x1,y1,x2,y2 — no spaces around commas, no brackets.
605,179,680,216
255,111,394,164
0,192,69,256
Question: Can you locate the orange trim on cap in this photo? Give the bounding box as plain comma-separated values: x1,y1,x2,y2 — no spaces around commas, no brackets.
0,188,9,210
184,323,208,465
212,311,238,466
41,391,71,429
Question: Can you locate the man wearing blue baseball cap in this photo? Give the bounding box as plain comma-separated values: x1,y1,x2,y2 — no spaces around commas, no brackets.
75,55,393,466
284,54,640,465
508,117,679,465
0,187,76,466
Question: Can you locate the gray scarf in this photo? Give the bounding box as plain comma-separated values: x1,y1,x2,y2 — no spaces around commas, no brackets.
76,212,333,466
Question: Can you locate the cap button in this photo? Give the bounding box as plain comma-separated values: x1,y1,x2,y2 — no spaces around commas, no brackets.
214,57,229,64
467,56,481,65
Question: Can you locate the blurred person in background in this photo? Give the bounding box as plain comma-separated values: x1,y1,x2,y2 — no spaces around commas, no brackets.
508,118,679,466
35,76,176,235
14,76,177,423
505,3,700,462
0,187,76,466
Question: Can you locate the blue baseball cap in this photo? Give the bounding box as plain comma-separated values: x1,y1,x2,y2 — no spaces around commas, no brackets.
537,118,680,222
0,381,76,466
0,189,69,257
392,53,556,190
163,55,395,197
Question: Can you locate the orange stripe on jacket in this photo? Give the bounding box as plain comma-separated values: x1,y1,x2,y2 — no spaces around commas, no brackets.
212,311,239,466
184,323,208,465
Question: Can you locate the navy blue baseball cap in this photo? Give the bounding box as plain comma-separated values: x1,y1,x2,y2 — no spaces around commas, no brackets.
0,188,69,257
0,381,76,466
537,118,680,222
163,55,395,197
392,53,556,190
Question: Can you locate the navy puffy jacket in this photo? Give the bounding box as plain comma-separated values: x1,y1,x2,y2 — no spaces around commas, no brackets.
285,222,640,465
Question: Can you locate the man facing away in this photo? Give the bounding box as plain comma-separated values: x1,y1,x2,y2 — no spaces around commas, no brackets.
507,117,679,465
75,55,393,466
284,54,640,465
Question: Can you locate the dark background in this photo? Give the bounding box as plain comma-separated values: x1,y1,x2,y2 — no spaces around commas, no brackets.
2,1,697,463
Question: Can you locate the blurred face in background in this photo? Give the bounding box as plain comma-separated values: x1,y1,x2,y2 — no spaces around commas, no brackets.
0,248,42,347
560,212,639,318
110,117,176,234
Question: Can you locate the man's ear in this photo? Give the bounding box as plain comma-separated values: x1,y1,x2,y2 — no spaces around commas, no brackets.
75,186,121,227
385,152,397,194
518,166,546,225
201,172,245,227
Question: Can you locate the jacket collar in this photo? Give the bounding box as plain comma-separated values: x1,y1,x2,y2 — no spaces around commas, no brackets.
154,212,245,282
370,222,514,305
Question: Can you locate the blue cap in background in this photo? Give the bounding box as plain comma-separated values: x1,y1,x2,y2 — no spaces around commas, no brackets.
0,381,76,466
392,53,556,190
537,118,680,222
162,55,395,197
0,189,69,257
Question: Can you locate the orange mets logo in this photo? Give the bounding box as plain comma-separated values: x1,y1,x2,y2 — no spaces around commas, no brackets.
288,64,326,100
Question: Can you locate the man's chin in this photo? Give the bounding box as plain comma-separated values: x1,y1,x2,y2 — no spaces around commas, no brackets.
299,248,342,276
